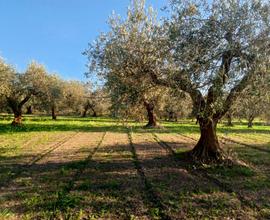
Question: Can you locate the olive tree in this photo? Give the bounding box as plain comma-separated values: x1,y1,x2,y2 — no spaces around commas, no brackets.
148,0,270,162
233,73,270,127
62,81,85,115
82,86,110,117
1,61,48,125
84,0,166,127
38,74,65,120
159,90,192,121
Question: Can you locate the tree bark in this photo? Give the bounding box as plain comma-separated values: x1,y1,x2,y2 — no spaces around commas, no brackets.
82,106,88,117
191,118,223,162
168,111,174,122
248,116,254,128
11,109,23,126
7,95,31,126
51,106,57,120
90,106,97,117
26,106,33,114
92,111,97,117
144,101,157,128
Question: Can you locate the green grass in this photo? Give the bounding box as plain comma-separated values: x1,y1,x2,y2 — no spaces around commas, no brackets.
0,115,270,219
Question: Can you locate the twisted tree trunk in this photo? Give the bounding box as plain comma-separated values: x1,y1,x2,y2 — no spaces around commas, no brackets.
26,106,33,114
7,95,31,126
90,106,97,117
168,111,174,122
11,109,23,126
82,106,88,117
248,115,254,128
191,117,223,162
144,101,157,128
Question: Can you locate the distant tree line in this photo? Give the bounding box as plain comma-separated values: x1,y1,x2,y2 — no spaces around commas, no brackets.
0,60,110,124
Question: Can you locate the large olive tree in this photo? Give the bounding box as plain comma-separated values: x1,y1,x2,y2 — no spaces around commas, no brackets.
148,0,270,162
85,0,269,162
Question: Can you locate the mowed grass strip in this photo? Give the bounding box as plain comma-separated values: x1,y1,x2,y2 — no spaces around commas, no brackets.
18,132,107,220
131,132,206,219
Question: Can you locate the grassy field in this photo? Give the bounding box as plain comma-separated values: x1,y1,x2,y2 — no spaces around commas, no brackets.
0,116,270,219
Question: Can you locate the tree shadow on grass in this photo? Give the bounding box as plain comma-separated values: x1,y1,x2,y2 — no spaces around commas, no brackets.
1,140,268,219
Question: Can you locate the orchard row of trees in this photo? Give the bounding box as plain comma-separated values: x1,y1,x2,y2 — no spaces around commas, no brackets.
0,59,193,124
0,60,109,124
84,0,270,162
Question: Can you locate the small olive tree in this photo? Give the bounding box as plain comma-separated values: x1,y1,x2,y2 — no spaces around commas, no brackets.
62,81,85,115
84,0,167,127
37,74,65,120
233,73,270,127
1,61,48,125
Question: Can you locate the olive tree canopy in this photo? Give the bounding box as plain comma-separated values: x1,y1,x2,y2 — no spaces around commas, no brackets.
0,61,48,125
84,0,169,127
148,0,270,162
85,0,270,162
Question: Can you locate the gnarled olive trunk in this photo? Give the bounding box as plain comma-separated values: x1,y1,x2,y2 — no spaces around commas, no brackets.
51,106,57,120
144,101,157,128
82,106,88,117
26,106,33,115
7,95,31,126
191,118,223,162
90,107,97,117
11,109,23,126
168,111,178,122
248,115,254,128
168,111,174,121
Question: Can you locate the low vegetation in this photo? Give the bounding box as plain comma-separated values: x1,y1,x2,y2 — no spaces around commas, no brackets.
0,116,269,219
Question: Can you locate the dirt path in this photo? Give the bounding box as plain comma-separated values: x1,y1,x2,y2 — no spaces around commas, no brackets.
70,132,149,220
0,132,77,188
0,132,105,217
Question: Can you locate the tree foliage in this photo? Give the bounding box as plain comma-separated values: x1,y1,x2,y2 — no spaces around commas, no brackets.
85,0,270,162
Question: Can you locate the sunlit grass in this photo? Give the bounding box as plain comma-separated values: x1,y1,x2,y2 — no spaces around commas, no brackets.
0,115,270,219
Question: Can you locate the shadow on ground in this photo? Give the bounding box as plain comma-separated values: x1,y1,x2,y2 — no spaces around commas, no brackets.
1,140,269,219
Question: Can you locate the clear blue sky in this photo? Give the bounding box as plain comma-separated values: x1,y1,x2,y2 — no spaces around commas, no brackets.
0,0,167,81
